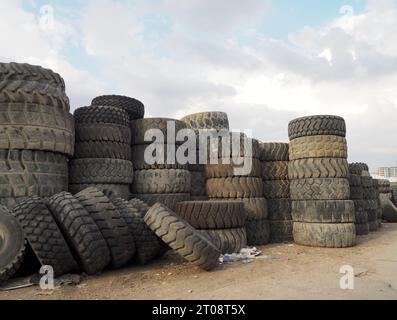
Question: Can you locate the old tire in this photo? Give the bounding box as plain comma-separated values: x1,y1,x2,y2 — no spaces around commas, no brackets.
133,193,190,211
290,178,350,200
259,143,289,161
288,115,346,140
289,136,347,161
200,228,247,254
206,177,264,198
267,198,291,221
74,106,129,127
205,158,262,178
269,220,293,243
355,223,369,236
288,158,348,179
74,141,131,160
246,219,270,246
92,95,144,120
181,112,229,132
69,184,131,200
262,161,289,180
75,123,131,144
190,171,207,196
132,169,190,194
263,180,290,199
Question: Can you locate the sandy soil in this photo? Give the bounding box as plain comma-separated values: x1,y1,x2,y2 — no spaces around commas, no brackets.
1,223,397,300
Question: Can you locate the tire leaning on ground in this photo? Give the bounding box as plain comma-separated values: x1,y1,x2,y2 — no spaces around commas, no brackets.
288,115,346,140
199,228,247,254
0,205,26,283
144,203,221,271
92,95,145,120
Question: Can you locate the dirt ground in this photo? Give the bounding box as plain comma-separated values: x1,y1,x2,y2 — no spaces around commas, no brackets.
1,223,397,300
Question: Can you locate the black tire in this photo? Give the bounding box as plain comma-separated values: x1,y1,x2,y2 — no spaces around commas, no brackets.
47,192,111,275
293,222,356,248
92,95,144,120
133,193,190,211
363,188,377,200
349,163,369,175
132,169,191,194
289,136,348,161
175,201,245,229
350,186,364,200
75,123,131,144
205,158,262,178
349,174,362,187
288,115,346,140
74,141,131,160
263,180,290,199
217,197,268,221
74,106,129,127
269,220,293,243
75,187,135,269
361,176,373,188
69,184,131,200
144,203,221,270
69,158,133,184
267,198,292,221
355,210,368,224
262,161,289,180
246,219,270,246
200,228,247,254
259,143,289,161
355,223,369,236
290,178,350,201
206,177,264,198
110,198,160,265
0,205,26,283
12,197,77,277
288,158,348,179
180,112,229,132
131,118,188,145
190,171,207,196
368,220,378,232
291,200,355,223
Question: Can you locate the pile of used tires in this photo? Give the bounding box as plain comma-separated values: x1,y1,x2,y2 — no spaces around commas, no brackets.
349,165,369,235
288,115,356,248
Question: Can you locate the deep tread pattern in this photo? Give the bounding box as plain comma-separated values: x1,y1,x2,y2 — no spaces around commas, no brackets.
110,198,159,264
47,192,110,275
133,193,190,211
259,143,289,161
75,124,131,144
363,187,377,200
144,203,221,270
288,115,346,140
69,159,133,184
69,184,131,200
75,187,135,269
350,186,364,200
349,163,369,175
349,174,362,187
262,161,289,180
92,95,144,120
0,205,26,283
181,112,229,132
12,197,77,276
293,222,356,248
206,158,262,178
291,200,355,223
74,106,129,127
289,136,347,161
200,228,247,254
175,201,245,229
288,158,348,179
245,219,270,246
206,177,264,198
269,220,293,243
132,169,191,194
290,178,350,200
263,180,290,199
75,141,131,160
267,198,292,221
128,198,150,218
190,171,207,196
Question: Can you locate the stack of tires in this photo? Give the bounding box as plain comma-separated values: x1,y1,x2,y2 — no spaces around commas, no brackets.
288,115,356,248
69,103,134,199
348,169,369,235
0,62,73,209
206,133,266,246
261,143,292,243
390,182,397,205
131,118,191,210
181,112,231,201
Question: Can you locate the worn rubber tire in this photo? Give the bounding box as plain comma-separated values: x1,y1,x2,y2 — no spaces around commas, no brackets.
0,205,26,283
350,186,364,200
128,198,150,218
288,115,346,140
291,200,355,223
368,220,378,232
361,176,373,188
206,133,260,159
75,141,131,160
69,158,133,184
246,219,270,246
288,158,348,179
290,178,350,201
190,171,207,196
349,163,369,175
47,192,110,275
133,193,190,211
175,201,245,229
75,123,131,144
269,220,293,243
355,223,369,236
267,198,292,221
69,184,131,200
132,169,191,194
293,222,356,248
181,112,229,132
144,203,221,270
12,197,77,276
200,228,247,254
92,95,144,120
262,161,288,180
355,210,368,224
263,180,290,199
259,143,289,161
349,174,362,187
206,158,262,178
206,177,264,198
74,106,129,127
75,187,135,269
363,188,377,200
289,136,347,161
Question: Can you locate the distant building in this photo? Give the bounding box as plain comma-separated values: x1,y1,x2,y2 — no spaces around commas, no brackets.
377,162,397,178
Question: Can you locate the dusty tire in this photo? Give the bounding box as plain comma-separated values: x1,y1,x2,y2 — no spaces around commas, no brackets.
132,169,190,194
74,141,131,160
349,174,362,187
289,136,347,161
206,177,263,198
190,171,207,196
181,112,229,132
144,203,221,270
288,158,348,179
205,158,262,178
350,186,364,200
355,210,368,224
349,163,369,175
269,220,293,243
92,95,144,120
290,178,350,201
0,205,26,283
259,143,289,161
47,192,110,275
361,177,373,188
133,193,190,211
291,200,355,223
355,223,369,236
12,197,77,276
75,123,131,144
288,115,346,140
74,106,129,127
200,228,247,254
263,180,290,199
267,198,292,221
69,158,133,184
262,161,289,180
75,187,135,269
246,219,270,246
293,222,356,248
175,201,245,229
69,184,131,200
206,133,260,159
128,198,150,217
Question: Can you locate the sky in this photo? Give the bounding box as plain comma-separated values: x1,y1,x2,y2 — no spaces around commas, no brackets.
1,0,397,171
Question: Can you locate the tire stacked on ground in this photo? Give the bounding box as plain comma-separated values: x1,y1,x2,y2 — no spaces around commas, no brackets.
175,200,247,254
390,182,397,205
206,132,265,246
131,118,191,210
0,63,73,209
181,112,231,201
288,115,356,248
374,179,391,225
261,143,292,243
69,105,133,199
349,172,369,235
